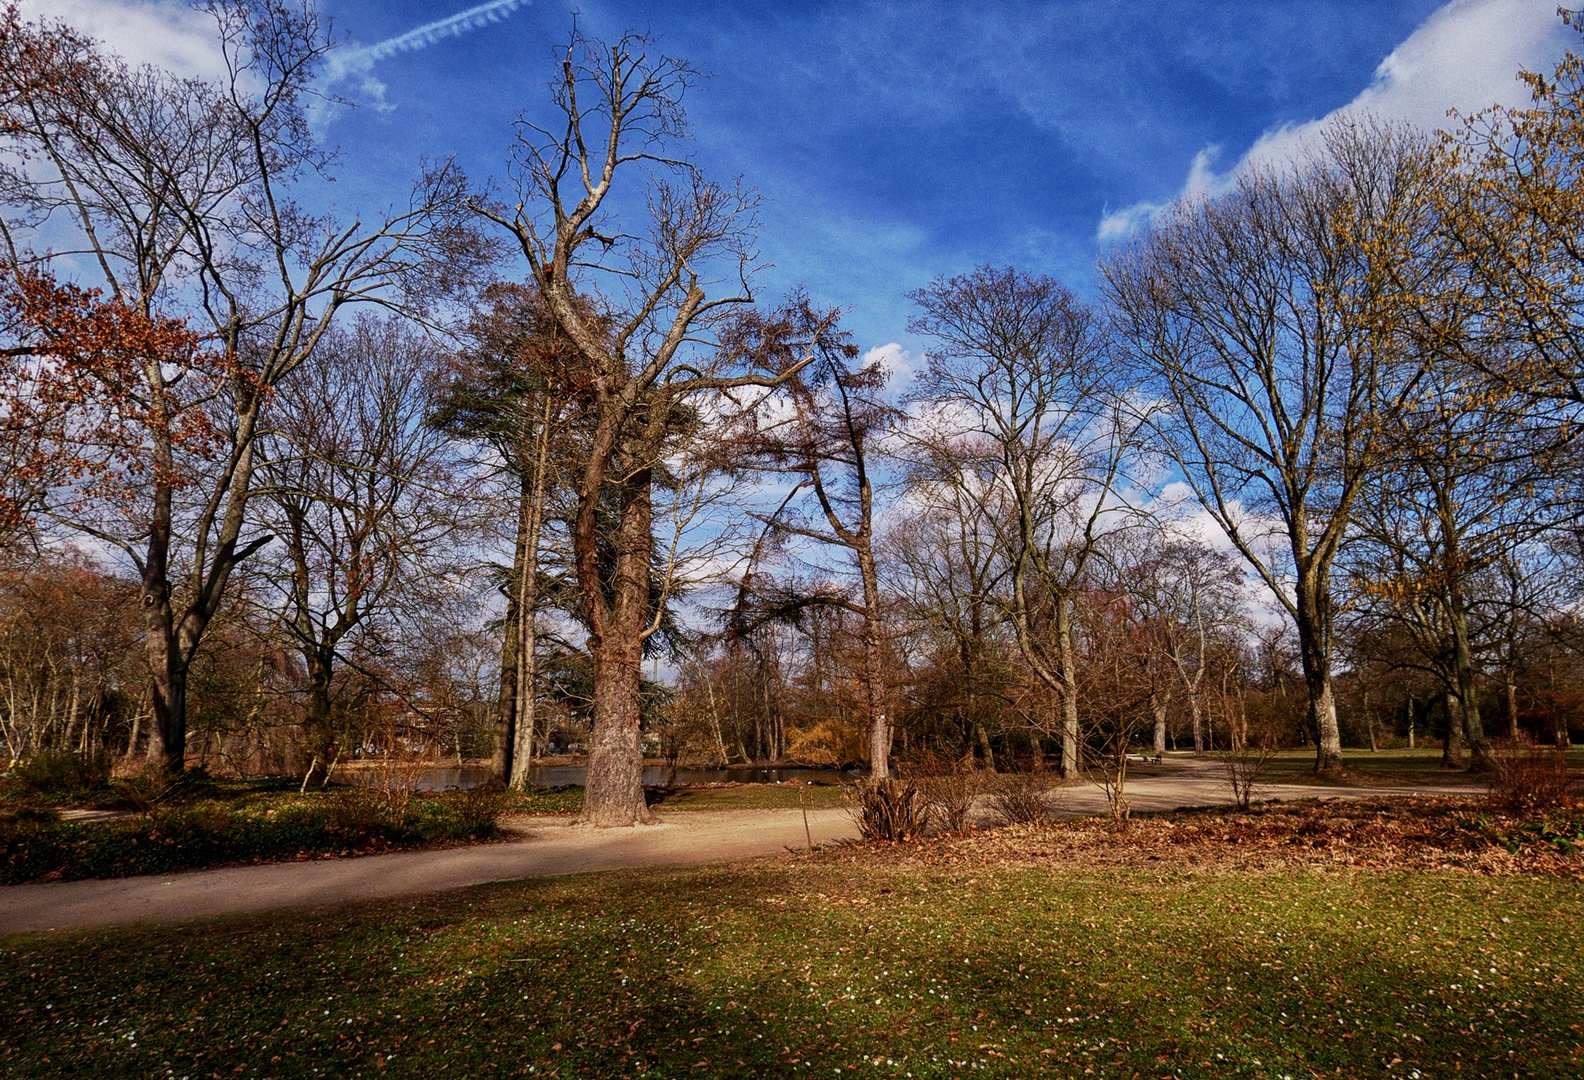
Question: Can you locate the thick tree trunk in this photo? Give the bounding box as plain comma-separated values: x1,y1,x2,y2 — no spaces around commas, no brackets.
1150,689,1169,755
1503,671,1520,740
974,722,996,771
579,462,655,826
1188,693,1204,754
583,632,649,825
1448,600,1488,767
145,642,187,774
301,650,336,784
1442,692,1467,766
857,547,889,779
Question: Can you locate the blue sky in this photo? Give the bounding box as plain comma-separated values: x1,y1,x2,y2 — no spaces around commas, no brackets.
25,0,1576,357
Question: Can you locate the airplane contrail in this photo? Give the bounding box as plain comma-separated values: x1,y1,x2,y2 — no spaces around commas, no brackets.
327,0,530,79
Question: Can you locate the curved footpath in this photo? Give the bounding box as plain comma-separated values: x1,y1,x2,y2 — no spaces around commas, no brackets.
0,769,1482,936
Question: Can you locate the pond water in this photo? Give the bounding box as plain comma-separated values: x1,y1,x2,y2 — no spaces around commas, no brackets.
356,763,864,791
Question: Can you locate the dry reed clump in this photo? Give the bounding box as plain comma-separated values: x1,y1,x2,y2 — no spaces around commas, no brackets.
847,778,928,841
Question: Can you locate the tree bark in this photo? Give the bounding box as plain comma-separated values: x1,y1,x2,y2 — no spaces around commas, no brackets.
1150,688,1169,755
491,474,531,785
579,459,655,826
857,544,890,779
1295,570,1344,775
1055,599,1081,781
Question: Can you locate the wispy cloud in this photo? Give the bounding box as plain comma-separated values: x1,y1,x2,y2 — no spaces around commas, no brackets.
327,0,530,78
1097,146,1227,241
320,0,532,117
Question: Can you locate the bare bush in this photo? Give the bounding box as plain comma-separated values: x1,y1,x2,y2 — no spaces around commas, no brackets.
452,779,509,836
987,771,1054,826
918,769,980,833
1211,690,1282,810
905,752,981,833
847,778,927,842
1487,738,1575,813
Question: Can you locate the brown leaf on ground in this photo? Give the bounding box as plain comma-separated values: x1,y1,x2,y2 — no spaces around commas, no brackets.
806,797,1584,878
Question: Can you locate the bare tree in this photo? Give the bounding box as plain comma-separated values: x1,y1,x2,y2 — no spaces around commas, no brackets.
253,314,469,784
1122,534,1247,754
728,299,900,775
472,30,810,825
0,2,480,773
1103,120,1437,775
907,266,1142,779
884,480,1009,767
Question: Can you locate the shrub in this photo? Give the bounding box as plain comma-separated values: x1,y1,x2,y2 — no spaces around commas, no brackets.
328,786,406,835
11,750,111,796
450,780,508,837
987,771,1053,826
1487,739,1575,813
847,778,927,842
110,769,190,812
915,765,981,833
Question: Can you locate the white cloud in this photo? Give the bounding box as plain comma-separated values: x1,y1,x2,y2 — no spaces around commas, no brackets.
1097,146,1228,241
862,342,918,395
20,0,531,128
1244,0,1566,168
19,0,228,79
1097,0,1571,241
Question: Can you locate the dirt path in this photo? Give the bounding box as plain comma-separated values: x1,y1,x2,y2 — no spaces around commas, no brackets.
0,767,1484,936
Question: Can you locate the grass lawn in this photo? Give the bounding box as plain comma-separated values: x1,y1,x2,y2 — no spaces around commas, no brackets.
4,803,1581,1079
0,778,511,884
649,782,852,813
1258,746,1584,789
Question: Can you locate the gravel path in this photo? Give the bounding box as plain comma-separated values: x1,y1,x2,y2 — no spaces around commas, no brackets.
0,765,1484,936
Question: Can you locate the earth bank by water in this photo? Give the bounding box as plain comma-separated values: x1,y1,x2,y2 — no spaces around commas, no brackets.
347,762,863,791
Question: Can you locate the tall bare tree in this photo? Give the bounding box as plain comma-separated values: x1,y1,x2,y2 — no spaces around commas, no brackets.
473,31,806,824
1104,120,1437,775
907,266,1141,779
254,314,468,783
884,476,1009,767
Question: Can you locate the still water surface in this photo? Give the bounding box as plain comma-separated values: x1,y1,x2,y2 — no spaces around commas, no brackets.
367,764,863,791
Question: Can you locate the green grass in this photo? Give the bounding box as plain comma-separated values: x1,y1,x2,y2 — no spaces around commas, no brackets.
4,856,1580,1078
502,785,585,815
0,786,505,884
1260,746,1584,788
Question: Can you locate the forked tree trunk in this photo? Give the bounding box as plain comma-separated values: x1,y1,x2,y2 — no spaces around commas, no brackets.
491,475,531,785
